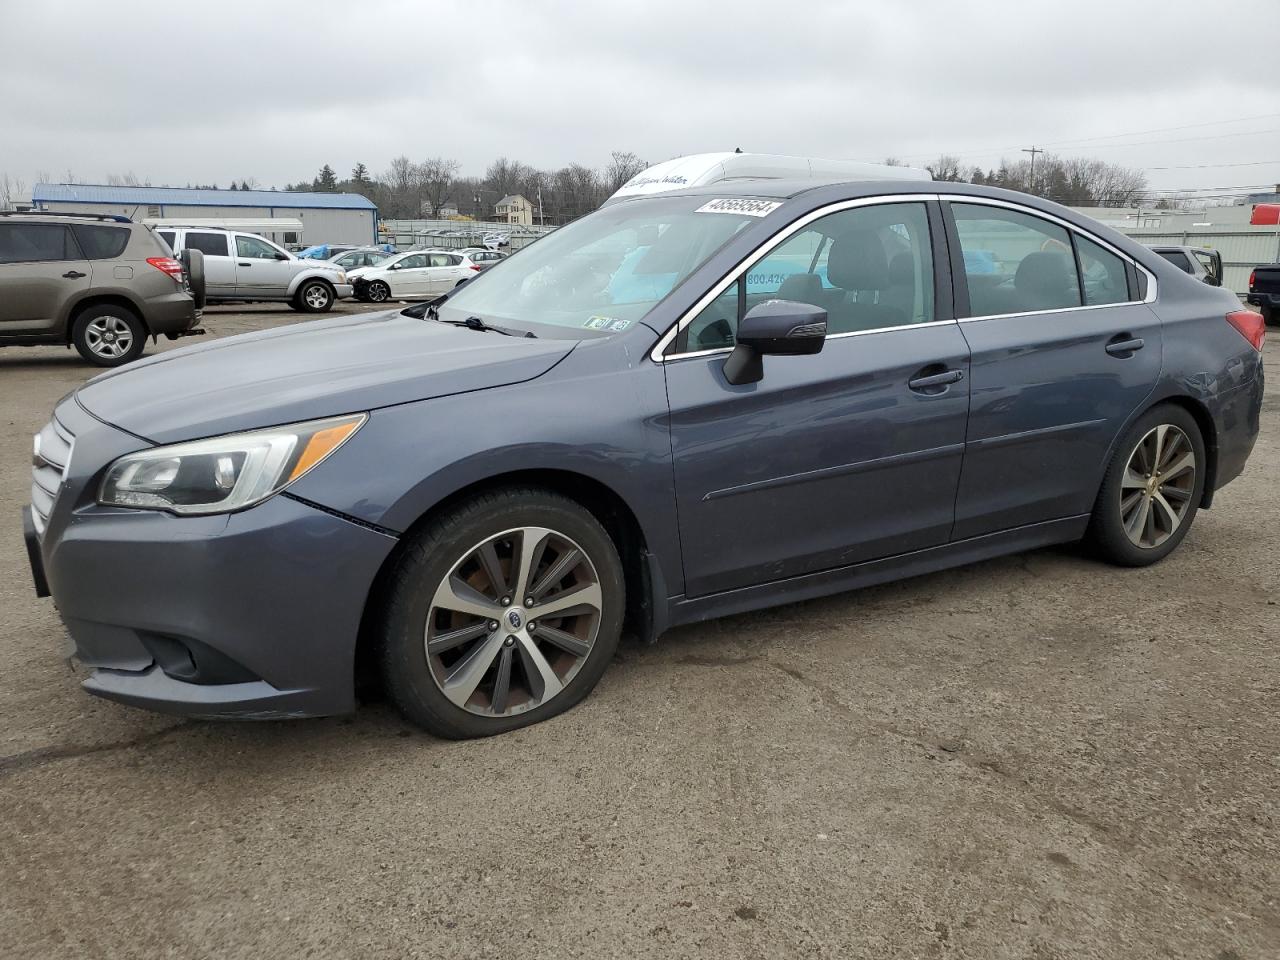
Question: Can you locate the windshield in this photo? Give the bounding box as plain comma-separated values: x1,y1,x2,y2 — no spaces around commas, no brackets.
437,196,763,337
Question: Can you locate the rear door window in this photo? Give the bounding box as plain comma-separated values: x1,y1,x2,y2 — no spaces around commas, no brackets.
157,230,177,252
1074,235,1131,306
951,204,1082,316
71,224,130,260
0,223,78,263
185,232,230,257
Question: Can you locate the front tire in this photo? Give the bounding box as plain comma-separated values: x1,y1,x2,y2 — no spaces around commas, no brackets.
1263,305,1276,327
366,280,391,304
71,305,146,366
380,488,624,739
1087,404,1205,567
295,280,335,313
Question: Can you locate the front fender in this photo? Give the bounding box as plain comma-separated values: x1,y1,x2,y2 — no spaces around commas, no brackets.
286,270,343,297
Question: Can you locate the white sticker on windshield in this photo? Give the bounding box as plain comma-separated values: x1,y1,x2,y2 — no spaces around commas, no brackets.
695,198,782,217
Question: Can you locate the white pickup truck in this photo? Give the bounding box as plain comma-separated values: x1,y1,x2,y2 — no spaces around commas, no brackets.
156,227,353,312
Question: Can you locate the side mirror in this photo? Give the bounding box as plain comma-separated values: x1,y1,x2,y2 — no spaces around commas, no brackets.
723,300,827,386
388,262,401,270
1202,274,1221,287
274,252,289,261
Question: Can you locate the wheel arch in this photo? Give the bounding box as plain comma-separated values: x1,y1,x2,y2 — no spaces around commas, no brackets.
61,292,149,342
1101,393,1219,511
353,467,662,700
287,272,337,298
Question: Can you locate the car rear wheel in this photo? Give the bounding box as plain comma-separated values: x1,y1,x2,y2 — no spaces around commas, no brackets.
295,280,335,313
1263,305,1276,327
1087,404,1205,567
380,488,624,739
366,280,390,303
71,305,146,367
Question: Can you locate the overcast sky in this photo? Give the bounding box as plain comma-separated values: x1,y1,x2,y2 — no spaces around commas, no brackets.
2,0,1278,201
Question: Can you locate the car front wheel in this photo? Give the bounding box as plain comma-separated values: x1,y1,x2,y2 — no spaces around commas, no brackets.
1088,404,1205,566
295,280,335,313
366,280,390,303
380,488,624,739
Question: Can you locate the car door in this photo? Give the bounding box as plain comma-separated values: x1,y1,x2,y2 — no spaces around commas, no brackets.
389,253,429,297
663,199,971,598
423,252,461,294
0,222,92,334
181,231,236,297
235,234,296,297
944,199,1162,540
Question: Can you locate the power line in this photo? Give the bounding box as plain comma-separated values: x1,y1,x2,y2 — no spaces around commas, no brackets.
1142,159,1280,171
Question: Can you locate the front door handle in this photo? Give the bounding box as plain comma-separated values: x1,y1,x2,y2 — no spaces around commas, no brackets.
238,262,252,267
62,270,86,279
1105,336,1145,357
908,368,964,392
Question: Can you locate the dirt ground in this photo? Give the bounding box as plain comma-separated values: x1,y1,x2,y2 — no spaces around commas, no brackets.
1,303,1276,959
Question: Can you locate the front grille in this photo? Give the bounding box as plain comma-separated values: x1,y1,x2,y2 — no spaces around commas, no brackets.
30,415,74,537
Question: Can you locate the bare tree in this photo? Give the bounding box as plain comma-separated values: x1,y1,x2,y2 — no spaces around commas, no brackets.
604,151,646,193
926,155,965,182
415,157,461,217
0,172,27,211
105,171,143,187
882,156,904,167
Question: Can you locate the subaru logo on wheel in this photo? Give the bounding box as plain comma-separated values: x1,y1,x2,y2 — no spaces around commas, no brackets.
507,610,523,630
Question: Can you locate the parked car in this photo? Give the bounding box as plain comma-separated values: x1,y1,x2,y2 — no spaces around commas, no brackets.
461,247,507,272
296,243,361,261
347,249,474,303
329,247,395,271
1147,245,1223,287
156,227,351,312
1246,264,1280,325
0,211,204,366
25,173,1264,740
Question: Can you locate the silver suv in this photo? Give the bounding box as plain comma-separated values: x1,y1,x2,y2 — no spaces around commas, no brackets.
0,211,203,366
157,227,353,312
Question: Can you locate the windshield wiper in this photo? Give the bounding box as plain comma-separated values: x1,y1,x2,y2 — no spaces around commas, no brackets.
439,316,537,338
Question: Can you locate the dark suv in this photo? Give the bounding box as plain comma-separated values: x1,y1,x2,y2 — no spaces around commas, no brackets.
0,212,205,366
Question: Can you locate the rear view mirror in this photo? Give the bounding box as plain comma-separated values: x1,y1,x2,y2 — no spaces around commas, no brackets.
723,300,827,385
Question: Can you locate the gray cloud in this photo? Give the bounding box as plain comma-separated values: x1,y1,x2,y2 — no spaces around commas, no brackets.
1,0,1277,196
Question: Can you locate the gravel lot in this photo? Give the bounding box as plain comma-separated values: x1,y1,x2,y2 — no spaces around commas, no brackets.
1,303,1277,959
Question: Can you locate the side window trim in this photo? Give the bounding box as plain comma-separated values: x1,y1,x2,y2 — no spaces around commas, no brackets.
940,195,1156,321
654,193,946,362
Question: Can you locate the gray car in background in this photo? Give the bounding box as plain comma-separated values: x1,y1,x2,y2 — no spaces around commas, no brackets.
0,211,203,365
25,178,1264,739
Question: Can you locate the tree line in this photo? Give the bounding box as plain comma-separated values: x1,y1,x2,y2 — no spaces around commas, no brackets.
287,152,650,224
910,154,1150,207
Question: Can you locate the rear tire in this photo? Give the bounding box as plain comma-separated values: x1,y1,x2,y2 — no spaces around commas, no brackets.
71,305,146,367
1087,404,1205,567
295,280,335,313
379,487,624,739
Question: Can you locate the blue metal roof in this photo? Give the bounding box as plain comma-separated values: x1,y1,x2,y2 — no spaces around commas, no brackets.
32,183,377,211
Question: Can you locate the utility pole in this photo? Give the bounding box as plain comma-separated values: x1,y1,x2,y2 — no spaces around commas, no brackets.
1022,145,1044,195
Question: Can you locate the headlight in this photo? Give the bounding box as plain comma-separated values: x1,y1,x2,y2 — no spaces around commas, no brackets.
98,413,366,515
337,271,347,283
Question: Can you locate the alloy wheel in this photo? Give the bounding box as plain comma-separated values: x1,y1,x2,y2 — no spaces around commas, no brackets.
368,282,389,303
84,315,134,359
425,526,602,717
1120,424,1197,549
304,284,331,309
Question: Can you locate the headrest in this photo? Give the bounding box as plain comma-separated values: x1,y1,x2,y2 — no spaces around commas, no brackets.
777,272,823,303
888,252,915,285
1014,251,1071,294
828,231,889,291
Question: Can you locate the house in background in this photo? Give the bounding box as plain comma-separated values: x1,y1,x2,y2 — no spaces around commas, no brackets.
494,194,533,226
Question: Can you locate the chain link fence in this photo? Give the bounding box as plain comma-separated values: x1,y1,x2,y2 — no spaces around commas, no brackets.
378,219,557,253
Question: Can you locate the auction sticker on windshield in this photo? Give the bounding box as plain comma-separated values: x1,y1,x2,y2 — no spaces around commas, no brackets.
695,198,782,217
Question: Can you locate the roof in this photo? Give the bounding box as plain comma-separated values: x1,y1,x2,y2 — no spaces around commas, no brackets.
32,183,377,211
495,195,528,206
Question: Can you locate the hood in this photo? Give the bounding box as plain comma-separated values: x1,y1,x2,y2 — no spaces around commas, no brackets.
76,310,576,444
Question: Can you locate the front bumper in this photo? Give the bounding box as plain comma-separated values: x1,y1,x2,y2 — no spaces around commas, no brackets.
335,283,354,300
31,401,398,719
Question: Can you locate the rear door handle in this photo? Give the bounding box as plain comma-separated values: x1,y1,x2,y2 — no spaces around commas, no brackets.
1105,336,1145,357
62,270,86,279
908,368,964,391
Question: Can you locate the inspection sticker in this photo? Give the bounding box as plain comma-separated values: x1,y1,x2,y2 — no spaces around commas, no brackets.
694,198,782,217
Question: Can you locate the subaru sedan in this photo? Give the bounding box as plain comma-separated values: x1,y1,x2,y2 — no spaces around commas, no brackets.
25,177,1264,738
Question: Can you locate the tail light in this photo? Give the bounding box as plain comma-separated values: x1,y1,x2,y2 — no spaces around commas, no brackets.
146,256,184,281
1249,269,1256,290
1225,309,1265,351
469,264,482,271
